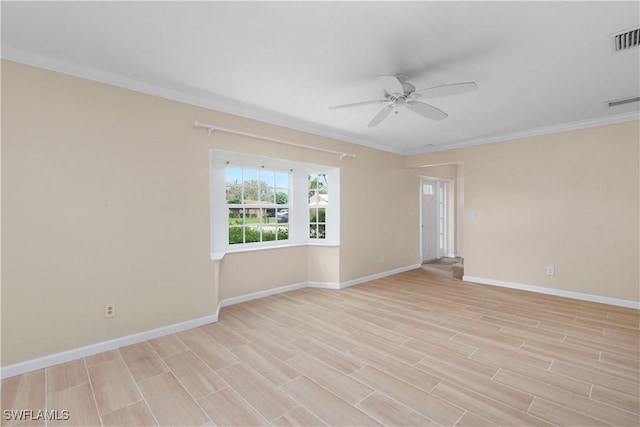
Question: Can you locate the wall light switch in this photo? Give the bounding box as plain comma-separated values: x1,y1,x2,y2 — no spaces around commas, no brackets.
546,266,555,276
469,211,478,220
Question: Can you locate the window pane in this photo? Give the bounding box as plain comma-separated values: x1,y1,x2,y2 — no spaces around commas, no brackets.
276,172,289,188
277,226,289,241
255,208,264,224
318,224,326,239
246,208,259,221
318,174,328,193
226,186,242,204
259,187,275,203
229,227,244,245
265,208,276,224
308,175,318,201
256,170,278,203
309,224,318,239
243,187,258,203
245,226,260,243
309,208,317,222
260,170,275,188
276,208,288,224
243,169,259,185
262,228,276,241
318,208,326,223
229,208,244,225
309,173,328,205
276,190,288,205
226,167,242,185
309,174,318,188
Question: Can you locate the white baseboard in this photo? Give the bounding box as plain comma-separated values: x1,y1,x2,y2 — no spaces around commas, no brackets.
222,264,421,298
219,282,308,308
0,313,219,380
463,275,640,309
339,264,422,289
1,263,421,379
308,281,341,289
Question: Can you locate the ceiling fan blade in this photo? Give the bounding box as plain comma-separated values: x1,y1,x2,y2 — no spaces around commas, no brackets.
367,105,393,127
416,82,478,99
378,75,405,95
328,99,387,110
406,101,448,121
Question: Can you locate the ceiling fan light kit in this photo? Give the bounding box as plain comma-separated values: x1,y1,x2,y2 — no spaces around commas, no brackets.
330,74,478,127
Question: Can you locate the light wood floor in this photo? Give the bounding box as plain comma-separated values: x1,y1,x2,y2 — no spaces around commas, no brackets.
2,269,639,426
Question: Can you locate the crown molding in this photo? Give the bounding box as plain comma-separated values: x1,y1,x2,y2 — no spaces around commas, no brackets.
1,46,403,155
3,46,637,159
405,111,640,155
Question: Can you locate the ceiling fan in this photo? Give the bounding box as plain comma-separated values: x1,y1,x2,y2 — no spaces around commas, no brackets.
329,75,478,127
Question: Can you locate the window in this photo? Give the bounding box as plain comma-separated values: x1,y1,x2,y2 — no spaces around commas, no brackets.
210,149,340,256
308,173,328,239
225,167,289,245
423,183,434,195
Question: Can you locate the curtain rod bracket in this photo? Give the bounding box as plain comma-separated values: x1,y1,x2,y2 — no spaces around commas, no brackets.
193,121,356,160
194,121,215,136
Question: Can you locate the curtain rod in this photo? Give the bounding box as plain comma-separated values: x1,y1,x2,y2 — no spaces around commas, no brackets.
193,121,356,160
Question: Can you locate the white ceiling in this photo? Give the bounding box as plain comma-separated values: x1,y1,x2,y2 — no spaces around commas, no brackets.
2,1,639,155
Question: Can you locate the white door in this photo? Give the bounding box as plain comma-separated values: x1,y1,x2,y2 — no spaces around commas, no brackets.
421,179,438,262
437,181,448,259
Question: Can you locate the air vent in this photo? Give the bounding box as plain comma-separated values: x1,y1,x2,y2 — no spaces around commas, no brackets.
613,28,640,51
607,96,640,107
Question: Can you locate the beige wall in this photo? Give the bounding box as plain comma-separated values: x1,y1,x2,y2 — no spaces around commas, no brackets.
407,121,640,302
308,246,340,285
218,247,308,300
1,61,421,366
2,61,216,365
339,149,421,281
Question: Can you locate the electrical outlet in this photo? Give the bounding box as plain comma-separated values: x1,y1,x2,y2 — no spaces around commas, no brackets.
105,304,116,318
546,266,555,276
380,254,385,263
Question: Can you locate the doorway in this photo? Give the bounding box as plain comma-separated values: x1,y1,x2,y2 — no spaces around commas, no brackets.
421,178,448,263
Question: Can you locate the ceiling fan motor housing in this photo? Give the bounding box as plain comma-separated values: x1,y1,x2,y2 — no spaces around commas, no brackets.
384,79,416,97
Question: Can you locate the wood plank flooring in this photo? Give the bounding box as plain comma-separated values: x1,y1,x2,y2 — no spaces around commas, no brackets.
2,268,638,426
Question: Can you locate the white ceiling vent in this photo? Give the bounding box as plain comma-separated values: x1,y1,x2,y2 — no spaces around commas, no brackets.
613,27,640,51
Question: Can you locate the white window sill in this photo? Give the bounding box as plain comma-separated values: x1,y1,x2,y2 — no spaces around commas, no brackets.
211,241,339,259
211,252,226,261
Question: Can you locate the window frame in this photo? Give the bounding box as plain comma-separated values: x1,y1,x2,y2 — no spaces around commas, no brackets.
225,166,291,246
210,149,339,258
308,173,328,240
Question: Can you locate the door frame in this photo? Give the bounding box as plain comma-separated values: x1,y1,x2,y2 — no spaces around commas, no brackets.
420,176,453,263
